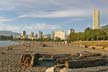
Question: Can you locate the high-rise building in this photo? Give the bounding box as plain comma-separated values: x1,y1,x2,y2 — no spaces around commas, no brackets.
43,34,51,39
93,9,100,29
67,29,75,36
39,31,43,39
28,32,34,40
51,31,55,40
54,30,65,40
20,30,27,39
21,30,26,36
35,33,38,39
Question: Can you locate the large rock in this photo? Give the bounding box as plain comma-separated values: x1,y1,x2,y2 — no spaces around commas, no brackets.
46,67,55,72
46,67,72,72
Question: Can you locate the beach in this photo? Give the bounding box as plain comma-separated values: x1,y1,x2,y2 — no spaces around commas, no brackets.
0,41,108,72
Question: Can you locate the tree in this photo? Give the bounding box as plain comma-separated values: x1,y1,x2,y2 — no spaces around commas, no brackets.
84,27,93,41
67,27,108,42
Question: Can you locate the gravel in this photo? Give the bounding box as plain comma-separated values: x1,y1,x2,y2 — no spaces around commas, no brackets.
0,42,108,72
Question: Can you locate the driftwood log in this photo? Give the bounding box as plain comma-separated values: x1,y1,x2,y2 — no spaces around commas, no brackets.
18,51,107,68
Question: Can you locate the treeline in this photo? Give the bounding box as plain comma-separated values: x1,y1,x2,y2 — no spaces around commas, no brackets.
68,27,108,42
0,35,13,40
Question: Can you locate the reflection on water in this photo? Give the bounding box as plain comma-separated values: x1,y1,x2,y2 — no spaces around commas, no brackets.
0,40,18,47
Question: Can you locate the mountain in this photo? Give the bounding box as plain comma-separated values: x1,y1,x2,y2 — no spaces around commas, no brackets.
0,31,20,37
101,24,108,33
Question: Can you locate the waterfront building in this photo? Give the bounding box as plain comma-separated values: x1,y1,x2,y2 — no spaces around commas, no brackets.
20,30,27,39
54,30,65,40
39,31,43,39
67,29,75,36
34,33,38,40
93,9,100,29
43,34,51,39
51,31,55,40
28,32,34,40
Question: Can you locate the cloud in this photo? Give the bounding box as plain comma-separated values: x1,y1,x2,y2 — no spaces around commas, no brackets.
0,23,61,32
0,24,19,31
0,6,15,11
0,0,16,11
0,0,107,17
0,0,57,11
0,0,108,11
0,16,17,31
0,17,11,22
24,23,60,30
19,9,90,18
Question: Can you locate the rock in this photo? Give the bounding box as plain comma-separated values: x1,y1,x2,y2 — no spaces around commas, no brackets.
1,51,6,54
104,47,108,51
46,67,54,72
60,68,72,72
84,45,88,48
46,67,73,72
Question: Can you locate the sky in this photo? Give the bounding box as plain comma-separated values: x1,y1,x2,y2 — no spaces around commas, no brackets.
0,0,108,34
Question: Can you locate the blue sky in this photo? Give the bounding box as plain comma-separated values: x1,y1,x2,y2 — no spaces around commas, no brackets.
0,0,108,34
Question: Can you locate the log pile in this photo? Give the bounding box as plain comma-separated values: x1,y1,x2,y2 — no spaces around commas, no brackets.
46,61,72,72
19,54,32,67
18,51,107,68
18,53,41,67
76,51,101,58
54,51,107,68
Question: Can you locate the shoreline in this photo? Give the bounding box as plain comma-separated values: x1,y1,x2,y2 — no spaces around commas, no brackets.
0,41,108,72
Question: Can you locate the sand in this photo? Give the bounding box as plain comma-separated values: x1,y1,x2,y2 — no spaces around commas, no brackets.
0,41,108,72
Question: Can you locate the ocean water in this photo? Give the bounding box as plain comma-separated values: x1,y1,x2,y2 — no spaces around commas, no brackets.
0,40,18,47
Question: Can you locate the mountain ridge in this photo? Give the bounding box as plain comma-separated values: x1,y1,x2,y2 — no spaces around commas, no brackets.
0,31,20,37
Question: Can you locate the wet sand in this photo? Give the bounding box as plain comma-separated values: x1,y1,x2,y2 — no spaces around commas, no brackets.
0,41,108,72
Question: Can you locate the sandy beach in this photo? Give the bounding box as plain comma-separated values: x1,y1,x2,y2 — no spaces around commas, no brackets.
0,41,108,72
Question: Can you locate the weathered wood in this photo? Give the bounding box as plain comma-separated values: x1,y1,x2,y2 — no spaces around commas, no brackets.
19,54,32,67
78,51,101,58
19,52,107,68
65,61,69,72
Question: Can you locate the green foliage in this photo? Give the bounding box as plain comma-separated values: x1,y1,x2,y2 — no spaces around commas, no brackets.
67,27,108,42
0,35,13,40
55,37,61,41
43,38,51,41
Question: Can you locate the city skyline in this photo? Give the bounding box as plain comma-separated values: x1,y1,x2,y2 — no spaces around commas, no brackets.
0,0,108,34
